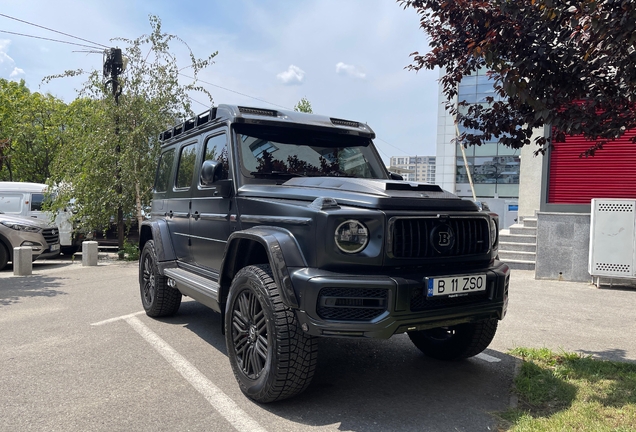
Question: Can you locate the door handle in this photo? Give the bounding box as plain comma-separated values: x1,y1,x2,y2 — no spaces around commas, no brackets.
192,211,200,220
167,210,173,218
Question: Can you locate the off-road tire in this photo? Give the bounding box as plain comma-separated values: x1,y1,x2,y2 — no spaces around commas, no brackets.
409,319,498,361
225,264,318,403
0,244,8,271
139,240,181,317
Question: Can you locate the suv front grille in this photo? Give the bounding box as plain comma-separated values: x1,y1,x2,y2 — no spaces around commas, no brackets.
317,287,388,321
390,217,489,258
42,228,59,246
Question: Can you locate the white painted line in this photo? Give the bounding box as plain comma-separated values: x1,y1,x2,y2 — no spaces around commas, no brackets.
125,316,267,432
475,352,501,363
91,311,145,326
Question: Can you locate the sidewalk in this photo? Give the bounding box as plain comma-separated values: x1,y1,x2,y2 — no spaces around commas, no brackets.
491,269,636,362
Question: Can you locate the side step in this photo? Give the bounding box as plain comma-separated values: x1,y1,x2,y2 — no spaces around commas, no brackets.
164,267,220,298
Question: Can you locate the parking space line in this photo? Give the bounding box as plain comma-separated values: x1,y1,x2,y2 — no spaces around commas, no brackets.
91,311,145,326
124,316,267,432
475,353,501,363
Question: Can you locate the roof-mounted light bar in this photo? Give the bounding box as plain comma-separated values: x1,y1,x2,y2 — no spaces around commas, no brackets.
238,106,278,117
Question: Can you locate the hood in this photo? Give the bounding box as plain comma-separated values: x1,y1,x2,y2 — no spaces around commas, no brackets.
238,177,479,212
0,213,55,229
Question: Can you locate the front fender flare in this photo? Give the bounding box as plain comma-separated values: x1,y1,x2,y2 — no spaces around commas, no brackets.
221,226,307,309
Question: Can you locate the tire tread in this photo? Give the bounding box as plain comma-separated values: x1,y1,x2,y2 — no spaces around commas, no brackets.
228,264,318,403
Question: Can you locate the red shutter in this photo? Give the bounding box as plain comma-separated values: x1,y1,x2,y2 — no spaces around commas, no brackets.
548,129,636,204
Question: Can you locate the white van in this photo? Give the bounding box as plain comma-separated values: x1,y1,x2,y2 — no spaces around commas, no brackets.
0,182,84,254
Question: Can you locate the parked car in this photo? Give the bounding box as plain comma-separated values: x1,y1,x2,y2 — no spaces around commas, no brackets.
0,182,85,255
0,212,60,270
139,105,509,402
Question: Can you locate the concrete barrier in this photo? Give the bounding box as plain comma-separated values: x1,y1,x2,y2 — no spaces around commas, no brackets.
13,246,32,276
82,241,99,266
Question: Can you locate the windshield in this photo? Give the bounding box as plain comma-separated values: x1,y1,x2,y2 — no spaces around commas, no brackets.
234,124,388,182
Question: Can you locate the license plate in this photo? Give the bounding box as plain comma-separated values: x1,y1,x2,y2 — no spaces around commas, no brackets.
426,274,487,297
50,243,60,252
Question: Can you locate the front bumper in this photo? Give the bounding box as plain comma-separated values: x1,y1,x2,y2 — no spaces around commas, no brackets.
35,243,61,260
290,261,510,339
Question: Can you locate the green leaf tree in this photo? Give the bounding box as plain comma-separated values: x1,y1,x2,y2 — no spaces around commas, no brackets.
46,15,217,248
294,97,313,113
0,78,68,182
399,0,636,154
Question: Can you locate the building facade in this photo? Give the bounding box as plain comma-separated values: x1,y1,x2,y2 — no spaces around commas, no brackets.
436,68,520,227
388,156,436,183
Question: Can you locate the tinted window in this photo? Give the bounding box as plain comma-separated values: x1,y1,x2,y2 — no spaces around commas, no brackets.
203,133,229,182
176,143,198,189
155,149,175,192
30,193,45,211
234,124,387,180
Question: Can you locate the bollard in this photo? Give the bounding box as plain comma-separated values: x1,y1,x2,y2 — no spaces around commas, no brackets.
13,246,33,276
82,241,99,266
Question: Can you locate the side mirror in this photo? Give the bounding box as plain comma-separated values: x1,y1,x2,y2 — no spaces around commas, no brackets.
389,172,403,181
200,160,222,186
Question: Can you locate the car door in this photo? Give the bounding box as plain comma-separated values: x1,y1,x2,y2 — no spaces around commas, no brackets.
190,129,232,272
166,140,200,263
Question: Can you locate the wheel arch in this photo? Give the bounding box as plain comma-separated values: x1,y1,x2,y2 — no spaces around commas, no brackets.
0,233,13,262
219,226,307,309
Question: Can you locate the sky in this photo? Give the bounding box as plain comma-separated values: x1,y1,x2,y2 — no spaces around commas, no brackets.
0,0,441,164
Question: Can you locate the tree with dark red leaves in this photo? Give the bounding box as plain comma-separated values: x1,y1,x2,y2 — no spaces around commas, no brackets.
400,0,636,155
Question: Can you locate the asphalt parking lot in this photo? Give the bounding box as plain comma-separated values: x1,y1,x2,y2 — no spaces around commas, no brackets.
1,257,635,431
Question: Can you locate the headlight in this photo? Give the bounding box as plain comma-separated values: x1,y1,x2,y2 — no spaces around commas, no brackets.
334,220,369,254
489,218,498,248
0,221,42,233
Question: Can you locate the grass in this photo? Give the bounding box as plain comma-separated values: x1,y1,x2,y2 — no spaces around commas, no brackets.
497,347,636,431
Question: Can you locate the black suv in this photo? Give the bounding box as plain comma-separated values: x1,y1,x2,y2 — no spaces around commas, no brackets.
139,105,510,403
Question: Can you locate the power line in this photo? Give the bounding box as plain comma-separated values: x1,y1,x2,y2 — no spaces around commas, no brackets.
187,95,211,109
181,73,410,157
0,13,109,48
0,29,103,50
375,137,411,156
179,73,291,110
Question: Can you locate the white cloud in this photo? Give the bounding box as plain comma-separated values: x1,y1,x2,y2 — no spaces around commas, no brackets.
276,65,305,85
9,67,25,77
335,62,366,79
0,39,24,79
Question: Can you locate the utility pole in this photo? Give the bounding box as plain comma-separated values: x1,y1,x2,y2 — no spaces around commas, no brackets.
103,48,125,252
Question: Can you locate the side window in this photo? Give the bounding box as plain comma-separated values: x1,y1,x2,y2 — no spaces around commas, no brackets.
155,149,175,192
30,193,45,211
203,133,229,182
176,143,199,189
0,194,23,213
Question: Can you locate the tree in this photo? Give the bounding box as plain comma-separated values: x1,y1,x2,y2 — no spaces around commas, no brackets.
46,15,216,248
399,0,636,155
0,78,68,182
294,97,313,113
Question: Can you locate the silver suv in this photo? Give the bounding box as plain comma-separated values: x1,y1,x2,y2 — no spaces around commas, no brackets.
0,213,60,270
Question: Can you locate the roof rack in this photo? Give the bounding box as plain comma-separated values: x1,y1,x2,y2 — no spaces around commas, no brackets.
158,107,217,142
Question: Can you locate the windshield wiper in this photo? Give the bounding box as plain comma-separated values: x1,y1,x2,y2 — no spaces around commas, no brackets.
250,171,305,178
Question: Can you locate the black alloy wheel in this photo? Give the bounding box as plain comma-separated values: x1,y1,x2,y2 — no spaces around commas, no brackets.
225,264,318,403
139,240,181,317
230,288,269,380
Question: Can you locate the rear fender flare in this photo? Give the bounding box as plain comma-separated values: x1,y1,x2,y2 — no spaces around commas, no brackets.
139,219,176,264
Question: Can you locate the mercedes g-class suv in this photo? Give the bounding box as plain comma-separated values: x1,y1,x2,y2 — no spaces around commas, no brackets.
139,105,510,403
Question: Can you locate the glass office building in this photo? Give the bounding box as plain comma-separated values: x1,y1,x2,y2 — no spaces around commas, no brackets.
436,68,520,199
